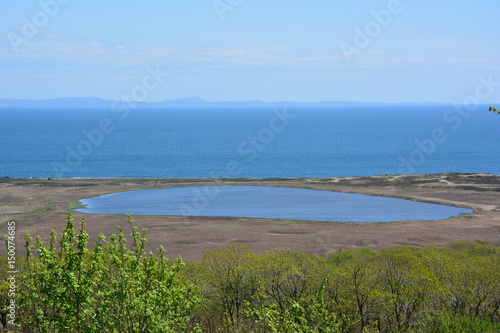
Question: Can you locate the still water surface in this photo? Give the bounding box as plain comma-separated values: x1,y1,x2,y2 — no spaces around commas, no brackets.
76,186,472,223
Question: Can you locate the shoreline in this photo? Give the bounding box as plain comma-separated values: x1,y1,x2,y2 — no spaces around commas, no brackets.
1,173,499,261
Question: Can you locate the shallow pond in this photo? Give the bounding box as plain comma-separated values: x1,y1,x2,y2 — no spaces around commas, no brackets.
76,185,472,223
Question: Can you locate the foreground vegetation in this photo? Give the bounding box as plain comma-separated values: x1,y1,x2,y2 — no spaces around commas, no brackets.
2,215,500,332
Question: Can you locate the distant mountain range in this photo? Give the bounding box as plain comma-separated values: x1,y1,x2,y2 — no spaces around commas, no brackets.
0,97,454,108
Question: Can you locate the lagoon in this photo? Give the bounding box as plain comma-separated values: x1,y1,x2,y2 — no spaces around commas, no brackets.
76,185,472,223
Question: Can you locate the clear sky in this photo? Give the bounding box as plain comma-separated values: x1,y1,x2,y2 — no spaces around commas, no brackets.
1,0,499,103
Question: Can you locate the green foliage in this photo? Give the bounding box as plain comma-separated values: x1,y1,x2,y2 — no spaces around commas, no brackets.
489,105,499,114
193,243,260,332
247,283,340,333
256,251,326,311
2,216,500,333
16,214,199,332
185,241,500,332
0,256,12,331
417,313,500,333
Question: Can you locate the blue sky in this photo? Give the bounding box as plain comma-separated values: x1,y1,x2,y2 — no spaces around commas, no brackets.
1,0,499,103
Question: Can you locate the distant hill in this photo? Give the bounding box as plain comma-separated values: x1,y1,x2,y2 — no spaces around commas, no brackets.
0,97,454,108
0,97,114,108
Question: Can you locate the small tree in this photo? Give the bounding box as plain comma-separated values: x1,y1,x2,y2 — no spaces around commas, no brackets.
247,282,340,333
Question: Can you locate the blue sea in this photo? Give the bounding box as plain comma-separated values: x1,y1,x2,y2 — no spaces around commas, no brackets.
1,105,499,178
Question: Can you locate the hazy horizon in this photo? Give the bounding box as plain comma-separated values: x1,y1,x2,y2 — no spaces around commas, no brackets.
0,96,464,103
3,96,499,107
1,1,499,104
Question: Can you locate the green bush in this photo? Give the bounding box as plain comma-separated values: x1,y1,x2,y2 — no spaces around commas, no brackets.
16,214,199,333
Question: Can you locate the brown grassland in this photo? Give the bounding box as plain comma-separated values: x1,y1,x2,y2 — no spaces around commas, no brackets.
1,173,499,261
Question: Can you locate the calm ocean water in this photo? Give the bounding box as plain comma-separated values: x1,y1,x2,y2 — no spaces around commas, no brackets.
1,106,499,178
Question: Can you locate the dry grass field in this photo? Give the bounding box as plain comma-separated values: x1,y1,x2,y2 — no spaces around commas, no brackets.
1,173,499,261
